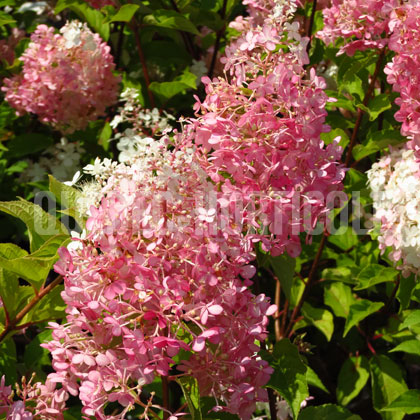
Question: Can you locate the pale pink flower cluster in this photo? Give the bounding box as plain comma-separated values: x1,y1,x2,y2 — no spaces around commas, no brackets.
316,0,396,55
2,21,119,134
48,141,275,419
181,0,345,257
384,2,420,156
0,375,68,419
367,145,420,277
0,28,25,66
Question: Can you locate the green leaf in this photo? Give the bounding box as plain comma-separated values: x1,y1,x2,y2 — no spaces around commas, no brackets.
144,9,199,35
339,73,364,102
298,404,362,420
370,355,408,420
149,70,197,102
324,282,356,318
266,339,308,419
363,93,392,121
321,128,350,149
98,121,112,151
0,339,17,385
24,329,52,369
397,276,416,310
176,376,202,420
0,200,68,251
0,269,19,319
49,175,81,209
21,284,65,324
306,366,329,394
343,300,384,337
55,0,80,13
0,234,69,289
325,91,356,112
0,10,15,26
267,253,297,304
399,310,420,330
354,264,398,290
336,356,370,406
6,134,53,158
352,130,406,161
328,227,357,251
302,302,334,341
390,340,420,356
322,266,355,284
106,4,139,22
382,390,420,415
149,80,190,102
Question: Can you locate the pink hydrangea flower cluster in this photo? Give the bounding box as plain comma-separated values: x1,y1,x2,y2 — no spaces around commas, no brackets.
316,0,399,55
384,2,420,156
0,28,25,66
2,21,119,134
47,140,276,419
316,1,420,157
0,375,68,419
180,0,345,257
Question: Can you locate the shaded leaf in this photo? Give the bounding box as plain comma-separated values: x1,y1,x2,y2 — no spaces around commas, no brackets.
302,302,334,341
306,366,329,394
352,130,406,161
24,330,52,369
343,300,384,337
354,264,398,290
0,268,19,319
328,227,357,251
298,404,362,420
144,9,199,35
324,282,356,318
7,134,53,158
336,356,370,406
382,390,420,415
0,339,17,385
370,355,408,420
177,376,202,420
266,339,308,419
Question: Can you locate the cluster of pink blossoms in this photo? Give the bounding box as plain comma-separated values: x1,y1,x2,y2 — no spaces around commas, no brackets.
48,140,275,419
2,21,119,134
317,0,396,55
0,375,68,419
384,1,420,156
180,0,345,257
41,1,347,418
317,1,420,156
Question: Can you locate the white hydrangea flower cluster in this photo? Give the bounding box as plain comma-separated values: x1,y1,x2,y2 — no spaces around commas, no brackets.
367,145,420,276
20,138,84,183
111,88,175,133
110,88,175,162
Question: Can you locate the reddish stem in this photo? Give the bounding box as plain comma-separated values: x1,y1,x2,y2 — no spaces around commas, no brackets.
0,275,63,343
